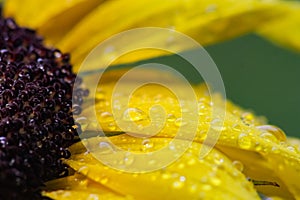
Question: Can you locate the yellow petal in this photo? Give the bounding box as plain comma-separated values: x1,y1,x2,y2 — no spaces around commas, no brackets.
77,81,300,199
43,173,131,200
55,0,286,71
3,0,103,45
66,135,260,200
257,2,300,52
4,0,289,70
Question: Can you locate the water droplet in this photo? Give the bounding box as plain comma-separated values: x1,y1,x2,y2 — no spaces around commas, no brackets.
254,142,263,151
137,124,144,130
179,176,186,182
87,194,100,200
123,108,148,122
148,159,157,165
238,133,253,149
99,112,114,123
271,146,280,154
259,132,277,143
214,158,224,166
287,146,296,152
78,166,89,174
210,118,226,131
78,179,88,187
107,123,116,131
232,160,244,171
256,125,286,142
167,114,176,122
141,139,154,151
113,99,122,110
75,117,89,131
174,118,188,127
169,144,176,151
124,153,134,166
173,177,185,189
98,141,114,154
232,124,241,132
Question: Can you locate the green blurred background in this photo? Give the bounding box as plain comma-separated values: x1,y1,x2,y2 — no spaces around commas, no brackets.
206,34,300,137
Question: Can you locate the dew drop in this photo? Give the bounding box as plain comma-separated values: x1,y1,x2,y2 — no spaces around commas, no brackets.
87,194,100,200
173,177,185,189
78,179,88,187
78,166,89,174
174,118,188,127
167,114,176,122
99,111,114,123
232,160,244,171
169,144,176,151
123,108,148,122
259,132,277,143
75,117,89,131
210,118,226,131
141,139,154,151
107,123,116,131
256,125,286,142
113,99,122,110
287,146,296,153
179,176,186,182
98,141,114,154
148,159,157,165
271,146,280,154
124,153,134,166
238,133,253,149
232,124,241,132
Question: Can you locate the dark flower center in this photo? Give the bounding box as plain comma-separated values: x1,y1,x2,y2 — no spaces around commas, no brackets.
0,17,87,199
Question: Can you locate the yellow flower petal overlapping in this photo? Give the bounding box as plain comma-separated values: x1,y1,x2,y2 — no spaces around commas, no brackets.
5,0,297,71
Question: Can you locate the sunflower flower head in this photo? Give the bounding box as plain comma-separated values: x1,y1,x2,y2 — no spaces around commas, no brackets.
0,16,87,199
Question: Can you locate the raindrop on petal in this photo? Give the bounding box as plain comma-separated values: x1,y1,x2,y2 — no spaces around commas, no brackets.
232,160,244,172
123,108,148,122
238,133,253,149
256,125,286,142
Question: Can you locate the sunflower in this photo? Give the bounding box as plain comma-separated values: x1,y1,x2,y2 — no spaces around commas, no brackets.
2,0,300,200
